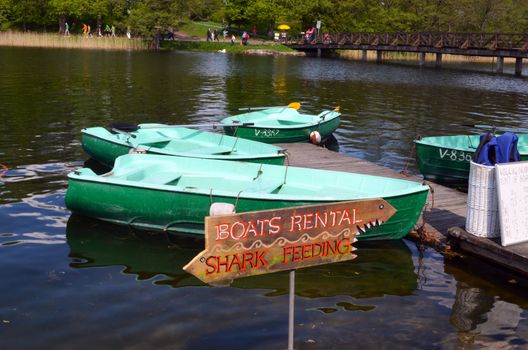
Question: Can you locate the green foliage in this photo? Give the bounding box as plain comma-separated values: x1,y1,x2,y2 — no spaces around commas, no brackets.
1,0,528,38
0,0,12,29
127,0,182,48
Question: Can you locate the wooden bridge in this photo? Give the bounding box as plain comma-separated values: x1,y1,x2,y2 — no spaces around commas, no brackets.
285,32,528,75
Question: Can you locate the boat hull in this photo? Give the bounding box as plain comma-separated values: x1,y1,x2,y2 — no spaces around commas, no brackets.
81,127,286,167
223,116,340,143
66,157,428,240
415,135,528,185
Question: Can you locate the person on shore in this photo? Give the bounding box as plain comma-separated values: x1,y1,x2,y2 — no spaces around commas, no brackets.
104,24,111,37
206,28,212,42
97,24,102,37
241,31,249,46
223,29,228,41
126,27,131,39
231,34,235,45
87,24,91,37
213,28,219,41
64,22,70,36
82,23,88,37
111,25,116,37
252,25,257,37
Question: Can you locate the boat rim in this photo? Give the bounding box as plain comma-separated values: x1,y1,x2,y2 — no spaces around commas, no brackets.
81,128,286,160
68,170,430,202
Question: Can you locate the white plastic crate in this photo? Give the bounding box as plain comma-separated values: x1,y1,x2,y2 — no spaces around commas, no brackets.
466,161,500,238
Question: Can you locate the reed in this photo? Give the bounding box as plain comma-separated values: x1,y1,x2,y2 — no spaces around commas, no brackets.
339,50,516,64
0,31,148,50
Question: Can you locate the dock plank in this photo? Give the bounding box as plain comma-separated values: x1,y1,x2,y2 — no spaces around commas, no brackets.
279,143,467,239
278,142,528,277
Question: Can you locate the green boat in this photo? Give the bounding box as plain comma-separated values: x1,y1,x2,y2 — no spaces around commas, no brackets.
415,134,528,184
221,107,341,143
65,154,429,240
81,124,286,167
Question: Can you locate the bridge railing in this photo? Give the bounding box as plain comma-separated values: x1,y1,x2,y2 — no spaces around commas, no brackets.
286,32,528,51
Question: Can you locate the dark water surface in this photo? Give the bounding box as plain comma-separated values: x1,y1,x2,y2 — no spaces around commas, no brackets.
1,47,528,349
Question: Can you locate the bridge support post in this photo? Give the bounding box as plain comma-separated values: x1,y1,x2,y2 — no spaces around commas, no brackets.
376,50,382,63
419,52,426,66
435,53,442,68
515,58,523,76
496,57,504,74
317,48,321,58
362,50,367,62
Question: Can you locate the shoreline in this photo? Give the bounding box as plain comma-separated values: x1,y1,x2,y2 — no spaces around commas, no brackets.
1,31,519,66
0,31,302,56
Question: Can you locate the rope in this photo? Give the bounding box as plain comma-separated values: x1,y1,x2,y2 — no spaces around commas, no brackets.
230,136,239,153
0,163,7,178
415,182,435,242
234,191,243,211
400,135,419,177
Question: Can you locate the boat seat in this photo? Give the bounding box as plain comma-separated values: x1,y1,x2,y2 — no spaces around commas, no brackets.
189,145,234,155
244,180,284,194
276,119,303,126
141,172,182,185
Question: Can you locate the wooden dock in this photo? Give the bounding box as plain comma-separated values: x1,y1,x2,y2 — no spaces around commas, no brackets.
279,142,528,276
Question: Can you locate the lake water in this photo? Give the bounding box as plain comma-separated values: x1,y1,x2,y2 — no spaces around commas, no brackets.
1,47,528,349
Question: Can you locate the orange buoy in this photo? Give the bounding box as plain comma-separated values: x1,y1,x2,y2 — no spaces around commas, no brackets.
310,131,321,145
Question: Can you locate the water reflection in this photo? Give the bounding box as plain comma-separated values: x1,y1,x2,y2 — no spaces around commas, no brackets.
446,256,528,348
66,214,417,299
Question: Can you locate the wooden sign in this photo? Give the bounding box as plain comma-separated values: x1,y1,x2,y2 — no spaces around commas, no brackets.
183,199,396,284
496,161,528,246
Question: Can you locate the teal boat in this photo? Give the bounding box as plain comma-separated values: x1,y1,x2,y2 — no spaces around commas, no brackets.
81,124,286,167
221,107,341,143
65,154,429,240
415,134,528,184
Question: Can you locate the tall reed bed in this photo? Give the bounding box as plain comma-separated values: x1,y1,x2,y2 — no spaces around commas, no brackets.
339,50,516,64
0,31,148,50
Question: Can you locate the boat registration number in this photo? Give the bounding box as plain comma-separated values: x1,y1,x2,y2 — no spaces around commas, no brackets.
438,149,473,162
255,129,280,137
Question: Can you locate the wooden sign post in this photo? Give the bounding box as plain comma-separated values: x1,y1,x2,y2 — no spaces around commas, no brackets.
184,198,396,283
183,198,396,350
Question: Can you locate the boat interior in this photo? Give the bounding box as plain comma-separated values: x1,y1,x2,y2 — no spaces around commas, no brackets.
419,134,528,154
107,164,327,196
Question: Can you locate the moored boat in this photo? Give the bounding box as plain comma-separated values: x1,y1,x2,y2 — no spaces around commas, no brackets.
65,154,429,240
81,124,286,167
221,107,341,143
414,134,528,184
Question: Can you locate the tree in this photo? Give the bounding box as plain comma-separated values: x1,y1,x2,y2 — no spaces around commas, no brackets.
0,0,12,29
48,0,84,33
225,0,252,28
127,0,182,49
8,0,50,31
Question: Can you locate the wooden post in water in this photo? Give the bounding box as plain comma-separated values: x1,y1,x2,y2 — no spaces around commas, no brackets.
376,50,382,63
435,53,442,68
419,52,426,67
362,50,367,62
496,57,504,74
515,58,523,76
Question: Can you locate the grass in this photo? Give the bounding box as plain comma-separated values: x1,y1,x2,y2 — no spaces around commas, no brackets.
0,31,148,50
178,21,224,39
161,40,295,54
